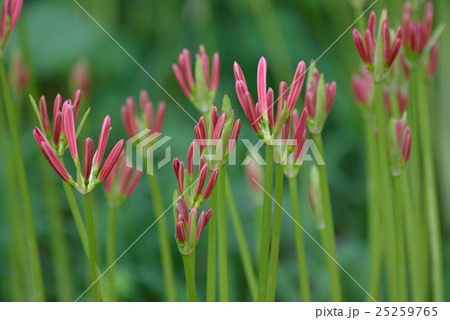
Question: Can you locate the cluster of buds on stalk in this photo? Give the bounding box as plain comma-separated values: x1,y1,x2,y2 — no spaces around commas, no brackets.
401,2,441,77
174,196,212,255
173,142,219,210
0,0,22,54
121,90,166,152
383,87,409,117
172,45,219,113
352,10,402,82
104,151,142,210
194,95,241,169
281,107,308,177
33,106,124,194
352,67,373,108
234,57,306,143
388,118,411,176
30,90,90,156
308,165,325,230
305,65,336,134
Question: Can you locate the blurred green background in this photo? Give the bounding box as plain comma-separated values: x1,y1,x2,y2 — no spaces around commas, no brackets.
0,0,448,301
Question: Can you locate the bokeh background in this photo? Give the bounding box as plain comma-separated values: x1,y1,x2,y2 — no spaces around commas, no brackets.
0,0,448,301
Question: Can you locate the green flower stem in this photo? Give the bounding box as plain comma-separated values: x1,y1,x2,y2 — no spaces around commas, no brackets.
107,207,118,301
401,173,424,301
266,163,284,301
82,193,100,302
147,174,176,302
206,183,217,301
257,144,274,301
42,163,74,301
288,177,311,302
416,67,444,301
217,167,229,301
312,133,341,301
225,173,257,301
409,67,429,295
0,60,45,301
364,115,382,301
373,82,397,301
182,252,197,302
392,175,407,301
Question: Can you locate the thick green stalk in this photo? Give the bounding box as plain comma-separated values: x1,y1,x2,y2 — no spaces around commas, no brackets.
364,115,382,301
266,163,284,301
225,174,257,301
83,193,100,302
0,60,45,301
107,207,118,301
206,184,217,301
416,67,444,301
217,168,229,301
401,173,424,301
257,145,274,301
373,82,397,301
147,174,176,302
182,252,197,302
312,133,341,301
392,175,407,301
288,177,311,302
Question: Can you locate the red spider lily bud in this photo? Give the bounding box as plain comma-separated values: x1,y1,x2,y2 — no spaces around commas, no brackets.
94,115,111,170
287,61,306,113
277,81,288,124
386,28,402,68
212,112,226,142
267,88,274,128
97,140,125,182
292,108,308,143
202,168,218,200
180,49,195,88
364,29,374,65
34,127,72,183
53,94,62,124
351,67,373,106
0,0,23,48
211,52,220,92
325,81,336,114
173,158,185,194
172,64,192,98
353,29,370,64
196,209,212,240
195,164,209,197
402,127,411,163
198,45,210,87
227,119,241,153
155,101,166,133
233,62,247,89
428,43,439,78
176,220,186,244
368,11,376,44
83,138,94,181
39,96,50,133
64,105,78,161
402,1,434,55
187,141,195,178
119,164,133,195
53,111,62,145
124,171,141,197
397,89,409,115
257,57,268,118
72,89,81,119
176,197,189,222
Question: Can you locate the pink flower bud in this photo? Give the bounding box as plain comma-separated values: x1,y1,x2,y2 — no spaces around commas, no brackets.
63,105,78,161
155,101,166,133
202,169,219,200
353,29,368,64
257,57,268,116
402,127,411,163
195,164,209,197
187,208,197,239
72,89,82,119
277,81,288,124
227,119,241,153
176,221,186,244
125,171,142,197
325,81,336,114
172,64,192,98
97,140,125,182
287,61,306,112
94,115,111,169
34,128,72,183
187,141,195,177
233,62,247,90
428,43,439,78
83,138,94,181
368,11,376,45
180,49,195,88
212,112,226,142
53,111,62,146
119,164,133,195
53,93,62,123
39,96,50,132
199,45,210,87
211,52,220,92
267,88,274,128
